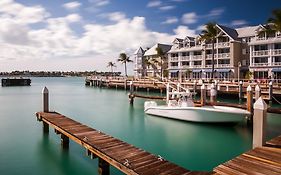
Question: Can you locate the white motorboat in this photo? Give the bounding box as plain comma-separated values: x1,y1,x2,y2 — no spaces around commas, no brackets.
144,82,250,123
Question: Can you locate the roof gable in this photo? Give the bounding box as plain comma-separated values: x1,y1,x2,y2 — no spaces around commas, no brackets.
216,24,238,40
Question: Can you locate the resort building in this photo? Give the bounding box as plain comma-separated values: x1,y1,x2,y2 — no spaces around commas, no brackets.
168,24,259,81
249,24,281,80
133,43,172,78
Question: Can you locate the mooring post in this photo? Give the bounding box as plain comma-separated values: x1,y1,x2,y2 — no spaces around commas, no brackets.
124,79,127,90
239,81,243,101
129,81,133,94
210,83,217,105
247,85,253,114
269,81,273,104
193,80,197,99
255,84,261,102
61,134,69,149
166,83,170,103
42,87,49,134
253,97,267,149
98,158,110,175
201,84,206,106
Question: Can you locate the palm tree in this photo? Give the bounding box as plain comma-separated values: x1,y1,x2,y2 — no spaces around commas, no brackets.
150,58,159,77
107,61,116,75
117,53,133,77
200,22,217,80
258,9,281,38
155,47,166,80
143,57,152,76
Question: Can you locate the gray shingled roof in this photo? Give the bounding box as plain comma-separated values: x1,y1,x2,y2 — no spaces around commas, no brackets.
216,24,238,40
236,25,260,38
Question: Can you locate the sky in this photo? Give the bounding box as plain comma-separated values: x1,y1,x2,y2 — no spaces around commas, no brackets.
0,0,280,74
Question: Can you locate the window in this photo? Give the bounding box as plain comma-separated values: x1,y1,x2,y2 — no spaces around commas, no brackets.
206,60,217,65
275,56,281,62
181,52,190,56
218,48,230,53
171,53,178,57
274,43,281,49
193,61,202,65
218,59,230,64
171,62,178,66
242,49,246,55
254,57,268,63
254,45,268,51
193,51,202,55
182,61,189,66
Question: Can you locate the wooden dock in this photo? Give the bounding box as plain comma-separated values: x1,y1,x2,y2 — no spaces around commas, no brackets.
36,111,209,175
214,136,281,175
1,78,31,86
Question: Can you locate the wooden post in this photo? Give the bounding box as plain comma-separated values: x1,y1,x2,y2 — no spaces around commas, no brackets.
201,84,206,106
42,87,49,134
166,83,170,103
129,81,133,94
193,80,197,99
210,83,217,105
247,85,253,114
239,81,243,101
253,97,267,149
269,81,273,103
124,80,127,90
255,84,261,101
98,158,110,175
42,87,49,112
61,134,69,149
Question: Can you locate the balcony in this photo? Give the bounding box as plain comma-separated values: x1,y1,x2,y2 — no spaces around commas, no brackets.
192,65,202,68
170,57,179,61
169,65,179,69
191,55,202,60
181,56,190,61
252,50,269,57
205,42,230,48
181,65,191,69
206,53,230,59
272,49,281,56
217,64,230,67
205,65,212,68
272,62,281,66
251,63,269,66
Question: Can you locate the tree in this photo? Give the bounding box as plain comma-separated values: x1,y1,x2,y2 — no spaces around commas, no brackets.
117,53,133,77
155,47,166,80
200,22,217,80
107,61,116,75
150,58,159,77
259,9,281,37
143,57,152,76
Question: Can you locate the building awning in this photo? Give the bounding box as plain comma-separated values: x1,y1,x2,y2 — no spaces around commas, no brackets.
203,69,214,73
216,69,231,73
192,69,202,73
272,68,281,72
169,70,179,73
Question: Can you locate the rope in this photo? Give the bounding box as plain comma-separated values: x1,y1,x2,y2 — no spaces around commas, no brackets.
272,96,281,105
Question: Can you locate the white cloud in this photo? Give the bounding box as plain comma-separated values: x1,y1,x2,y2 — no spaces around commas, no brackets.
106,12,126,22
0,0,49,24
0,1,198,73
89,0,110,7
171,0,185,2
161,17,178,24
63,1,81,10
147,0,162,7
231,20,248,26
159,5,175,11
182,12,198,24
196,25,206,32
207,8,225,18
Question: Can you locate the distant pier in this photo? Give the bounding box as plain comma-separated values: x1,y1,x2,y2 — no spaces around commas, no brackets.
1,78,31,86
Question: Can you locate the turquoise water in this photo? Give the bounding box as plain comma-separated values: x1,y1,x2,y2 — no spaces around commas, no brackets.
0,77,280,175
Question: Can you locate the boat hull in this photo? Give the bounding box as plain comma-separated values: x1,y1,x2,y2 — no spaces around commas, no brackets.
145,105,250,123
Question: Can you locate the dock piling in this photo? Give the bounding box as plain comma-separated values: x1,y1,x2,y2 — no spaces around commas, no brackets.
255,84,261,101
210,83,217,105
42,87,49,134
61,134,69,149
98,158,110,175
239,81,243,101
253,97,267,149
246,85,253,114
201,84,206,106
269,81,273,104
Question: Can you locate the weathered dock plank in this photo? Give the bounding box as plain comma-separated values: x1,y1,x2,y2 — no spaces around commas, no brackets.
36,111,204,175
214,137,281,175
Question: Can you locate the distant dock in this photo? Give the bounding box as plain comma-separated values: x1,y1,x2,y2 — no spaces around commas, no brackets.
1,78,31,86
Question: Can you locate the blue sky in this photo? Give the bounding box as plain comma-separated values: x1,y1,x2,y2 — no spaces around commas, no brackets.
0,0,280,72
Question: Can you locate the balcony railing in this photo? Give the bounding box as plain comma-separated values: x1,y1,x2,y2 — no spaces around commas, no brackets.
272,62,281,66
252,50,269,56
251,63,269,66
181,56,190,61
192,55,202,59
192,65,202,68
273,49,281,56
217,64,230,67
169,65,179,69
170,57,179,61
205,42,230,48
181,65,191,69
206,53,230,59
